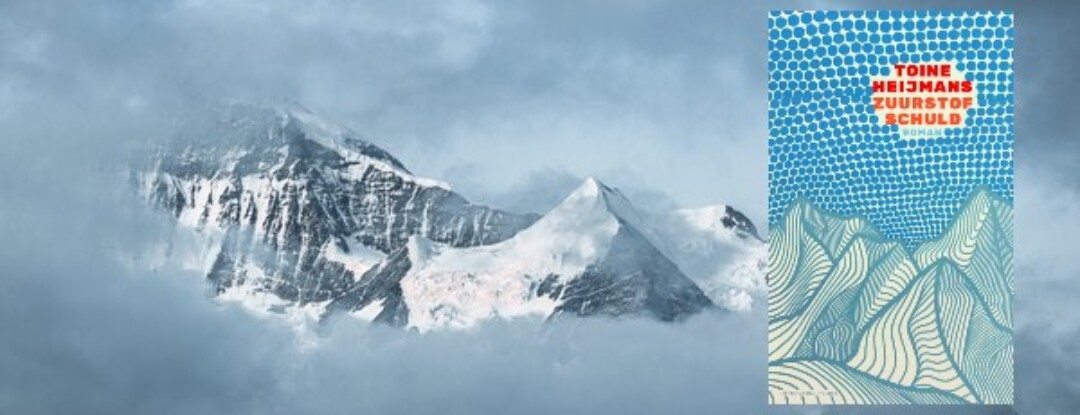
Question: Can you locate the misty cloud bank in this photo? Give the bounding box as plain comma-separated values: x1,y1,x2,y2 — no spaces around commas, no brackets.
2,156,1063,415
2,0,1079,414
0,163,775,414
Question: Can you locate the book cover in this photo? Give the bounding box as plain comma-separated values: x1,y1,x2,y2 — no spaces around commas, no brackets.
767,11,1014,405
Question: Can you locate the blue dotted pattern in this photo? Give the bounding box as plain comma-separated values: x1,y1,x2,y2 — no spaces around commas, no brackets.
768,10,1014,244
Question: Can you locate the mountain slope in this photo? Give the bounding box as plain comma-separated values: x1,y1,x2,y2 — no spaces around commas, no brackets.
331,178,713,331
137,102,537,308
651,205,766,311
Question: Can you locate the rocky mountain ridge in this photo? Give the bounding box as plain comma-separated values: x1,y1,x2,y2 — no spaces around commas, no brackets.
137,101,766,330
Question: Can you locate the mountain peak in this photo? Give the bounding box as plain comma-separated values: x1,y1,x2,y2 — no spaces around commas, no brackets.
238,100,412,169
567,177,608,199
550,177,648,231
384,176,713,330
674,204,761,241
161,99,456,191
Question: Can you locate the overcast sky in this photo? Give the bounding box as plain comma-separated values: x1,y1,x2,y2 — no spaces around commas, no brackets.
1,1,1078,414
3,1,1077,219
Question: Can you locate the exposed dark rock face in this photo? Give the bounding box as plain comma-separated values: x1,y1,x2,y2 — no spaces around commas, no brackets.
325,247,415,327
554,223,712,322
140,102,536,306
722,205,761,240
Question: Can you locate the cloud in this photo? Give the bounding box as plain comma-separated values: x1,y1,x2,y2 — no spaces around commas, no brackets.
444,167,584,215
0,21,779,411
3,100,1076,414
1,1,1079,414
0,160,786,414
1,0,774,222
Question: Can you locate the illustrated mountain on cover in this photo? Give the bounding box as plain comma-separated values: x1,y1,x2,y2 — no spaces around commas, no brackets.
767,190,1013,404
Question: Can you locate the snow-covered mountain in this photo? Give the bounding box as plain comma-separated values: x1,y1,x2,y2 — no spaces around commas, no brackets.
137,102,537,307
136,101,764,330
328,178,713,331
651,206,767,311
